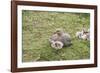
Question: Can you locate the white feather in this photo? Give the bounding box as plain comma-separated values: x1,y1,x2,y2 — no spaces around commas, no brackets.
51,41,63,50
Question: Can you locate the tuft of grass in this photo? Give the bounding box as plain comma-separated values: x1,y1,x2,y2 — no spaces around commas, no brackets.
22,10,90,62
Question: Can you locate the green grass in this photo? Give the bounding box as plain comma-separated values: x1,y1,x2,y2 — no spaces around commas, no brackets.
22,10,90,62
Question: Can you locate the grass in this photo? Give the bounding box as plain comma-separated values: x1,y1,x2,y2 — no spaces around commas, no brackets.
22,10,90,62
